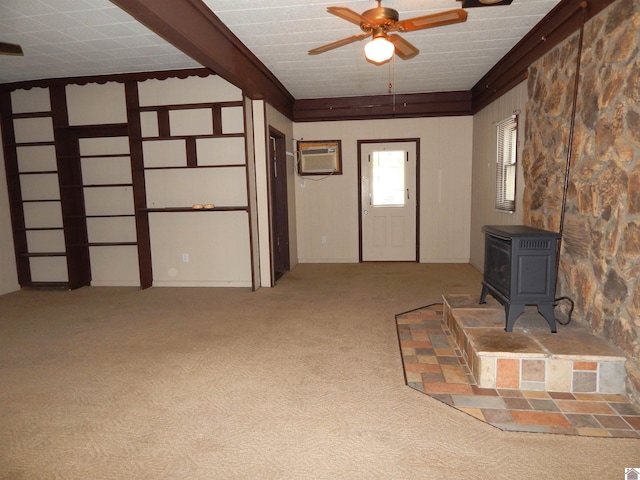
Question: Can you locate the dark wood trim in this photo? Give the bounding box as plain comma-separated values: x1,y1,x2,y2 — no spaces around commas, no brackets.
9,141,56,148
10,111,53,119
212,105,223,136
110,0,294,119
157,108,171,138
268,126,290,284
140,133,244,141
143,164,246,171
357,138,420,263
144,207,248,213
15,170,58,175
294,91,472,122
50,85,91,289
125,80,153,289
0,89,32,286
471,0,616,112
53,123,128,137
138,101,243,112
186,137,197,167
0,68,213,92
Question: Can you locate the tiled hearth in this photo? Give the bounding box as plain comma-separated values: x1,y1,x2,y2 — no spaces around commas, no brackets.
444,294,628,395
396,295,640,438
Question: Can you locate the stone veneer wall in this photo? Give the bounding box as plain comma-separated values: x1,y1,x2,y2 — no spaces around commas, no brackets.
522,0,640,395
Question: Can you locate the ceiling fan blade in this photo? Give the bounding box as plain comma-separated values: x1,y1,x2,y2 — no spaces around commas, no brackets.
387,34,419,60
0,41,24,56
394,8,467,32
326,6,367,26
308,32,371,55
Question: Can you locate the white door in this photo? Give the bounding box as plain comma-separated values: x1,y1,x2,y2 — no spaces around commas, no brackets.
360,141,417,261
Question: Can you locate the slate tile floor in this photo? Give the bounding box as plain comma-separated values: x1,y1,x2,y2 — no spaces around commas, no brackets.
396,306,640,438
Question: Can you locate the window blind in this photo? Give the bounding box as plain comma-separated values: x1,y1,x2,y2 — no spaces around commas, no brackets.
495,115,518,212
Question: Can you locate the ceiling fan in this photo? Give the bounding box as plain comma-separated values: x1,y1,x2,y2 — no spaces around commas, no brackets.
0,41,24,56
308,1,468,65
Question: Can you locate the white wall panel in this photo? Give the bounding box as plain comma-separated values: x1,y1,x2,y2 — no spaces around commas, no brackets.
23,202,63,229
137,76,242,106
13,117,53,144
418,116,473,263
221,106,244,134
10,87,50,114
19,173,60,201
81,157,132,184
16,145,57,172
26,230,65,253
84,187,134,216
149,211,251,287
140,111,159,137
145,168,247,208
87,217,137,243
79,136,129,156
470,81,527,271
66,82,127,125
196,137,245,166
29,257,68,282
89,246,139,287
252,100,271,286
169,108,213,136
293,116,473,263
142,139,186,167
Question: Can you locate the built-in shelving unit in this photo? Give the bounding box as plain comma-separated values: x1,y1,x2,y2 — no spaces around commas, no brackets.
131,76,251,287
2,73,253,290
0,87,71,289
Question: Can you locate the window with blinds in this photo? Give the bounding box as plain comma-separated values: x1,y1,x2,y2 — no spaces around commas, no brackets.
495,115,518,212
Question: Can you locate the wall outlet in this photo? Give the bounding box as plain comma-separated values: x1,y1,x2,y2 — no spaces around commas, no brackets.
182,253,189,263
321,236,327,244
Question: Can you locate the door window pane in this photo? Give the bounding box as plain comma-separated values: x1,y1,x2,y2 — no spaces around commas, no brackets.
372,150,405,207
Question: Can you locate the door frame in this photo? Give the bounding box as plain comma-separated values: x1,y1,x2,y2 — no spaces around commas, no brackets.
357,138,420,262
268,126,290,284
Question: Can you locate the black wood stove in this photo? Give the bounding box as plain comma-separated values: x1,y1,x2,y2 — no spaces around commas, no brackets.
479,225,561,333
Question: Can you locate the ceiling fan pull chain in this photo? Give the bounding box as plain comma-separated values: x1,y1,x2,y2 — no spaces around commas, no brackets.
389,56,397,111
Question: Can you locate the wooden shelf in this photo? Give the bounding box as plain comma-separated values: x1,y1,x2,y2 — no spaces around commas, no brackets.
143,206,248,213
19,170,59,175
61,183,133,189
139,132,244,140
16,226,64,232
10,141,56,147
136,101,243,111
69,242,138,247
143,164,245,170
19,252,67,258
11,111,52,119
64,214,135,219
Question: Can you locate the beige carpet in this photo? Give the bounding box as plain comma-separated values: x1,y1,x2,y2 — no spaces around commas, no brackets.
0,263,637,479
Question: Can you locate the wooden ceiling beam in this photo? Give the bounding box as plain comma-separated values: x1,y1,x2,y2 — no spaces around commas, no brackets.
110,0,294,118
294,91,472,122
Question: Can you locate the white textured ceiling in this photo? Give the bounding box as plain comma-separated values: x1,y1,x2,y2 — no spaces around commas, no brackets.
0,0,561,99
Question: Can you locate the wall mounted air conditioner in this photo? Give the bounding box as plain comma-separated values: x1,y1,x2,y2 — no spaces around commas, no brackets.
298,140,342,175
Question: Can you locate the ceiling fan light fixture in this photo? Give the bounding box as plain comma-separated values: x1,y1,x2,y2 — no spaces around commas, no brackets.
364,36,394,64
